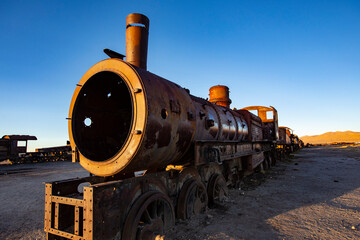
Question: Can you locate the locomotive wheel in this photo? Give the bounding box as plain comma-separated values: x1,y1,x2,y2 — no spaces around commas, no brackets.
177,179,208,219
207,174,228,208
177,167,201,189
122,191,175,240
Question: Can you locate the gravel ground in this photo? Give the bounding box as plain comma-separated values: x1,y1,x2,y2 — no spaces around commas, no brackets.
0,145,359,240
167,145,360,240
0,162,89,240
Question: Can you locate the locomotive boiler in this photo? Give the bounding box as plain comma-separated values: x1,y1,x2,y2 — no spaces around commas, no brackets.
45,13,282,240
68,15,250,177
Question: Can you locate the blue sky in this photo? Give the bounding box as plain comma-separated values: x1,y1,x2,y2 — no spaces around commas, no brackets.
1,0,359,151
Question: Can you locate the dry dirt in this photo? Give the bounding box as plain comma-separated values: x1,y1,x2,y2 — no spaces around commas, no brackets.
1,145,360,240
0,162,89,240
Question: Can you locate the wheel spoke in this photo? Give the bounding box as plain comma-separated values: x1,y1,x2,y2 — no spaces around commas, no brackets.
151,200,158,218
157,200,164,218
143,208,152,223
196,186,201,198
123,192,175,240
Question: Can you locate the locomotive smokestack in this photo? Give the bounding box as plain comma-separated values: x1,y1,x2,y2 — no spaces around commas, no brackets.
126,13,149,70
209,85,232,108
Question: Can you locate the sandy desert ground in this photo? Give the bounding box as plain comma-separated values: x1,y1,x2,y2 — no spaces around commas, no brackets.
1,145,360,240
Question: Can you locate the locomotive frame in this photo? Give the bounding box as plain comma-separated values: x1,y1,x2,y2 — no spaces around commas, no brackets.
44,13,301,240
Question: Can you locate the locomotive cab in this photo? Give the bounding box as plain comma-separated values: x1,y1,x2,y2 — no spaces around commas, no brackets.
241,106,279,141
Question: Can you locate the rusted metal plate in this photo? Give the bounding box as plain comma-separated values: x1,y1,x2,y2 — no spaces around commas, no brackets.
83,187,93,240
247,152,264,170
242,106,279,141
177,179,208,219
122,191,175,240
0,135,37,159
126,13,149,70
278,126,292,145
51,196,84,206
2,135,37,141
44,184,52,232
208,85,232,108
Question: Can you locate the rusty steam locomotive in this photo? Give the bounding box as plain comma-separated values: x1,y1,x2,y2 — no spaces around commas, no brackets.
44,13,301,240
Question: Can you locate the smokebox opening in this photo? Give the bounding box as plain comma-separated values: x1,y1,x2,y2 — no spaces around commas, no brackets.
72,71,133,161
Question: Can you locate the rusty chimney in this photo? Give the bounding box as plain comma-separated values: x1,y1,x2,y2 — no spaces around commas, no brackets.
126,13,149,70
209,85,232,108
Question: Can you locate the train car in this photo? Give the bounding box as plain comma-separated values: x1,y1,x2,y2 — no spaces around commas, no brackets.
33,143,72,162
0,135,71,164
277,127,302,158
291,134,302,151
44,13,286,240
0,135,37,161
277,126,292,158
240,105,279,167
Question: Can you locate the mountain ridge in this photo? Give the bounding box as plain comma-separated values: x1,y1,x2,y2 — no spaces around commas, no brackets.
300,131,360,144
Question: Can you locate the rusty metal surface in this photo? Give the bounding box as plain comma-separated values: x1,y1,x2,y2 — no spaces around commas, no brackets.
0,135,37,160
247,152,265,170
68,13,273,177
68,58,198,176
44,169,180,240
278,126,292,145
208,85,232,108
207,174,228,208
44,12,304,240
68,57,260,176
35,145,71,153
241,106,279,141
236,109,262,141
177,179,208,219
191,95,248,142
126,13,149,70
122,191,175,240
2,135,37,141
103,48,125,60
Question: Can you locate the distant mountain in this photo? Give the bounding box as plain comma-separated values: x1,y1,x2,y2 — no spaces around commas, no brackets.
300,131,360,144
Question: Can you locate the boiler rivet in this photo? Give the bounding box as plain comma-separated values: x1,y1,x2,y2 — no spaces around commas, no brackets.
132,130,142,134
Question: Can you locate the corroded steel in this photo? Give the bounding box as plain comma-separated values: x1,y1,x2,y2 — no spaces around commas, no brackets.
191,95,248,142
0,135,37,160
126,13,149,69
68,56,250,177
45,170,180,239
68,60,196,176
177,179,208,219
45,12,302,240
122,191,175,240
278,126,292,145
241,106,277,123
241,106,279,141
2,135,37,141
235,109,262,141
68,69,254,176
207,174,228,208
208,85,232,108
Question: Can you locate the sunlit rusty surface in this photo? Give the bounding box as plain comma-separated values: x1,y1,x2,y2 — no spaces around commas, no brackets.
126,13,149,70
241,106,279,141
208,85,232,108
0,135,37,160
278,126,292,145
46,12,304,240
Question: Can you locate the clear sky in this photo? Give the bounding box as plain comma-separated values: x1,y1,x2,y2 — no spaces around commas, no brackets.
1,0,359,151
